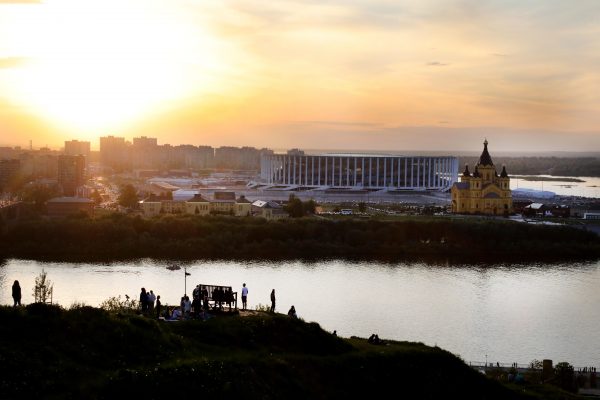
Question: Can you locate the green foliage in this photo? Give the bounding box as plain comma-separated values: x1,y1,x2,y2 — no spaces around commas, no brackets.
90,189,103,205
254,303,270,312
118,184,138,208
529,359,543,369
304,199,317,214
100,295,139,314
33,269,53,304
284,195,317,218
0,214,599,262
554,361,576,392
284,194,304,218
20,183,60,212
358,202,366,213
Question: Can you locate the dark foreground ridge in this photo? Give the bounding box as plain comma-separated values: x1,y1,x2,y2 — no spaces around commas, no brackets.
0,304,573,400
1,215,599,263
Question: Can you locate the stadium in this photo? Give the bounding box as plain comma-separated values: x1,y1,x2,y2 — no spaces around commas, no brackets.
259,153,458,191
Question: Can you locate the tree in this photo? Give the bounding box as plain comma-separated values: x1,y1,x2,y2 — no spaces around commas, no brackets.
33,269,54,304
90,190,103,205
304,199,317,214
20,183,60,212
554,362,576,392
285,195,304,218
118,184,138,208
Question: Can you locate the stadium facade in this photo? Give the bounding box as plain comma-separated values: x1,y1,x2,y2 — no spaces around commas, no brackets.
260,154,458,191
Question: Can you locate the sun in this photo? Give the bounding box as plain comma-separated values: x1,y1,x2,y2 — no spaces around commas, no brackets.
2,0,222,135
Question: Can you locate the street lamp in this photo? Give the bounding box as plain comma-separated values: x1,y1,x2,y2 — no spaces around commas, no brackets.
184,267,191,296
166,264,191,296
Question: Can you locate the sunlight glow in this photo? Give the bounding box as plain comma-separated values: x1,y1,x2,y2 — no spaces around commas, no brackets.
4,0,222,135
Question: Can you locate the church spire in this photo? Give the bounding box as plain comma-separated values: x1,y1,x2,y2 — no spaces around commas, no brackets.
478,138,494,166
463,164,471,177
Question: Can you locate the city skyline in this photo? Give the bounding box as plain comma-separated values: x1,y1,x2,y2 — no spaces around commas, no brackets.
1,1,600,152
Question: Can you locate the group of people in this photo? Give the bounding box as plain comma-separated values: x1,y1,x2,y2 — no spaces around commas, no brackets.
139,288,161,318
136,283,302,322
368,334,385,345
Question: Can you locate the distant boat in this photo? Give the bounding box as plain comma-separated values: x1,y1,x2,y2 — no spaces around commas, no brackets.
166,265,181,271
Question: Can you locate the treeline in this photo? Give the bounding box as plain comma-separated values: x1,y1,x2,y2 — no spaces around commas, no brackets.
458,156,600,177
1,214,599,263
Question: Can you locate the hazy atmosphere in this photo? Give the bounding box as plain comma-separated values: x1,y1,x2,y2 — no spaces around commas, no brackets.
1,0,600,151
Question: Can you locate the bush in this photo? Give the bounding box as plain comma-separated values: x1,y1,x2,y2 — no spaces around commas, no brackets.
100,295,139,314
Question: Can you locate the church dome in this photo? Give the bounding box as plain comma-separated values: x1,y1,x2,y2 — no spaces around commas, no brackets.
477,139,494,166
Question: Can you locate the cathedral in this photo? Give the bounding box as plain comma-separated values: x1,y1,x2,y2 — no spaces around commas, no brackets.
451,140,513,215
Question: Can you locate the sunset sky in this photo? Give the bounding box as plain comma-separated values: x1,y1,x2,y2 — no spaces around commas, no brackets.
1,0,599,152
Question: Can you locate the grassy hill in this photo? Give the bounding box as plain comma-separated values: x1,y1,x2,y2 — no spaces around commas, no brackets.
0,304,580,399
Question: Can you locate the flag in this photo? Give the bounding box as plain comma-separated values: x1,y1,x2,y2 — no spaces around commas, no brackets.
185,272,191,276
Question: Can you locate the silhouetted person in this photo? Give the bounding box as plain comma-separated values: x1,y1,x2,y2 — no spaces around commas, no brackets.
270,289,276,313
287,305,297,318
332,330,337,337
148,290,156,314
156,295,162,319
225,287,233,311
140,288,147,313
12,280,21,307
241,283,248,310
202,286,209,310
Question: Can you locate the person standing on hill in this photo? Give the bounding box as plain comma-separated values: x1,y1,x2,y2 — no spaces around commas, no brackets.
270,289,276,313
12,280,21,307
155,295,162,319
241,283,248,310
139,288,147,313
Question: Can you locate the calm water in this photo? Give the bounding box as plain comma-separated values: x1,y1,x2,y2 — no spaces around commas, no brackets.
511,175,600,198
1,259,599,367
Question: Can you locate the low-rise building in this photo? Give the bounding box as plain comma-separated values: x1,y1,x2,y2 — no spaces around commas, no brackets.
139,195,169,217
235,195,252,216
252,200,289,220
140,192,252,217
185,194,210,216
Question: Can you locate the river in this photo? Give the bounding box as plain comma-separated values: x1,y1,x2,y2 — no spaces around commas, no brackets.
511,175,600,198
1,259,599,368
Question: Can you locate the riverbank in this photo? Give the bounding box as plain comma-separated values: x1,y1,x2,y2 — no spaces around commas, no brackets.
1,215,599,263
0,304,580,399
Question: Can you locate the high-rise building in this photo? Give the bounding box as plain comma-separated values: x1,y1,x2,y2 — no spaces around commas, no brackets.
100,136,129,171
64,140,91,158
0,159,20,192
58,155,85,196
131,136,159,169
133,136,158,147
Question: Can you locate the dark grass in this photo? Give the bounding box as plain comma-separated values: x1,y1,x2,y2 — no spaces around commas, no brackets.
0,304,541,400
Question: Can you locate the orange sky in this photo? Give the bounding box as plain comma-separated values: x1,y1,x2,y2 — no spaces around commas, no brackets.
1,0,599,152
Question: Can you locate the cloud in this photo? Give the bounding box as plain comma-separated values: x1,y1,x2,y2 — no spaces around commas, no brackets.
0,57,28,68
426,61,449,66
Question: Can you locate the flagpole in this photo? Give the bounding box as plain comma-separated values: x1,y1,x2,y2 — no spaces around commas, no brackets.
184,267,187,296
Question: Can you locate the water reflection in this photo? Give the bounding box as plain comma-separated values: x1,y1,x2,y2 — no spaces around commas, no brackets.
1,259,598,367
